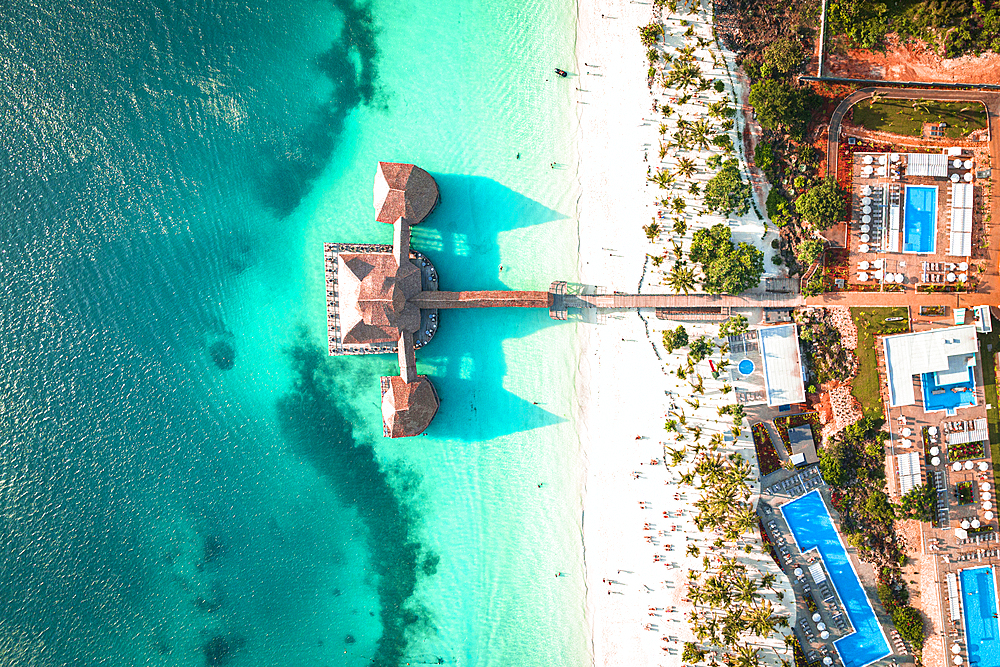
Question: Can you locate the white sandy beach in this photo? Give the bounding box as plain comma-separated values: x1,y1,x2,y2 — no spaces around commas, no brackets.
573,1,794,665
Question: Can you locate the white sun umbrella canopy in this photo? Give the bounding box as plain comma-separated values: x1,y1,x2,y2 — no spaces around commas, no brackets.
986,501,994,510
957,527,969,539
956,656,965,665
966,460,975,470
795,567,804,576
813,613,822,623
862,214,871,224
902,427,912,436
973,519,982,529
980,462,990,471
824,658,834,666
858,272,869,282
962,519,972,529
817,623,827,631
984,492,992,501
987,511,995,520
932,457,941,466
953,644,962,654
931,446,941,456
862,197,872,205
821,631,830,640
954,462,964,472
984,482,992,491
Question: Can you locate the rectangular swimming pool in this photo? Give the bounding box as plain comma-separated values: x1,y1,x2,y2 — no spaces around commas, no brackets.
961,567,1000,667
922,366,976,414
903,185,938,254
781,491,891,667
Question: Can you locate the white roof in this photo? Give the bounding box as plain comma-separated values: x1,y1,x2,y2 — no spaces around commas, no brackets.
947,572,960,621
882,325,979,406
809,562,827,584
758,324,806,407
897,451,922,495
949,183,974,257
907,152,949,177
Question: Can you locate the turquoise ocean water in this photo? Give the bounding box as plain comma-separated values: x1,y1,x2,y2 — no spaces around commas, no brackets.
0,0,586,665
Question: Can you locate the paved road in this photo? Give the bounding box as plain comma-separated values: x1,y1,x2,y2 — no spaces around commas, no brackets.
823,87,1000,307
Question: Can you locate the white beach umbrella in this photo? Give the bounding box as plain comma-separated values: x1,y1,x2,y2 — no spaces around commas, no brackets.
983,483,992,491
964,172,974,182
954,159,964,168
873,259,884,269
930,426,938,435
902,427,912,436
964,159,973,169
859,243,870,253
824,658,834,666
948,272,957,282
955,462,964,472
972,519,981,529
874,269,884,280
863,205,872,214
959,262,969,271
863,155,873,165
879,155,888,165
863,185,872,195
952,173,961,182
795,567,804,576
895,273,905,283
987,511,994,520
862,197,872,205
960,273,969,282
953,644,962,654
962,519,971,529
966,460,975,470
986,501,994,510
932,457,941,466
817,623,827,631
813,613,822,622
861,224,871,233
859,260,870,270
985,492,993,501
931,446,940,456
857,272,869,282
860,234,870,243
980,462,990,471
957,527,969,539
956,656,964,665
821,631,830,640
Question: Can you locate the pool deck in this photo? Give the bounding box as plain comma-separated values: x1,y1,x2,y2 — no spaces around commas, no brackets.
758,472,911,667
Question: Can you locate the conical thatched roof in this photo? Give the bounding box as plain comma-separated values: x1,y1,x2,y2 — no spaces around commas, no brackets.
338,252,422,345
381,375,439,437
373,162,439,224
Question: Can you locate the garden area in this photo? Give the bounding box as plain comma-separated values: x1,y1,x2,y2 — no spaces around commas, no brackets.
948,440,988,462
773,412,821,453
850,307,909,419
752,422,783,475
850,99,987,139
957,480,975,505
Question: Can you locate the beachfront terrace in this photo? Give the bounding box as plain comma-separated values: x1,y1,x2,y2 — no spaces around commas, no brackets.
843,150,981,294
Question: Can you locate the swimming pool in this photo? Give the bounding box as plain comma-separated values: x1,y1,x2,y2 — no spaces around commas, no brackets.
922,366,976,414
961,567,1000,667
739,359,755,375
781,491,891,667
902,185,938,253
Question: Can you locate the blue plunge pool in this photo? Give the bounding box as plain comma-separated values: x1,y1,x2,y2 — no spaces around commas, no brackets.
961,567,1000,667
922,366,976,414
781,491,891,667
903,185,938,254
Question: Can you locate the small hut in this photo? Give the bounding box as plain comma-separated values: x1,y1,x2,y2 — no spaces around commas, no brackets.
373,162,440,224
381,375,440,438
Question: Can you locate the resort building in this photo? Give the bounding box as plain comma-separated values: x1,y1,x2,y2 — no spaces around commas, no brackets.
728,323,806,408
882,324,980,410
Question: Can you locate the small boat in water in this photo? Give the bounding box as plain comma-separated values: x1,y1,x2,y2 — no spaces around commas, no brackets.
554,68,567,77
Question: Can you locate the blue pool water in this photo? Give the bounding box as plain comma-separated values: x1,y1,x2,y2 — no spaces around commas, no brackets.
781,491,891,667
903,185,938,253
961,567,1000,667
739,359,755,374
922,367,977,414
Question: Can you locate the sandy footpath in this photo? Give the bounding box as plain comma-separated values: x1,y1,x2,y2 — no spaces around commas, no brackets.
573,1,792,666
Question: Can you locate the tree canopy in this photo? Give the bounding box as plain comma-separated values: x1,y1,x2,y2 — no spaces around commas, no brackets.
719,314,749,338
703,159,751,216
795,178,846,231
795,239,826,266
662,325,689,353
898,484,936,522
689,336,715,363
689,224,764,294
748,79,808,132
761,38,803,76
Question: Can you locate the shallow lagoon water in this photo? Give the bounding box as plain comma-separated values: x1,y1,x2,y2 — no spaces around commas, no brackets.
0,0,586,664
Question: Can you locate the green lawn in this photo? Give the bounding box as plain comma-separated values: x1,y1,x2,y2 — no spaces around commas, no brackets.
850,307,910,420
977,329,1000,490
851,99,987,139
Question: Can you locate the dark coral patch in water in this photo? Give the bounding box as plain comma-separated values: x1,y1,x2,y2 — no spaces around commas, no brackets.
344,634,356,644
209,341,236,370
203,634,245,666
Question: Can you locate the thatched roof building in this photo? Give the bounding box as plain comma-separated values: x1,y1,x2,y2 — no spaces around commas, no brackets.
381,375,440,437
338,250,422,346
373,162,440,224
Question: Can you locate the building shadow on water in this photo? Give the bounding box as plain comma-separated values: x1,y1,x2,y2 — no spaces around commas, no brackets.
405,173,572,440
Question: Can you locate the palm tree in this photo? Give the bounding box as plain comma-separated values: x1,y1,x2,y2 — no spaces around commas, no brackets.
690,119,712,151
671,198,687,215
659,142,669,160
687,543,701,557
667,262,696,294
760,572,777,592
733,644,760,667
675,157,697,178
647,169,674,189
643,221,661,240
744,601,777,638
667,446,687,466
